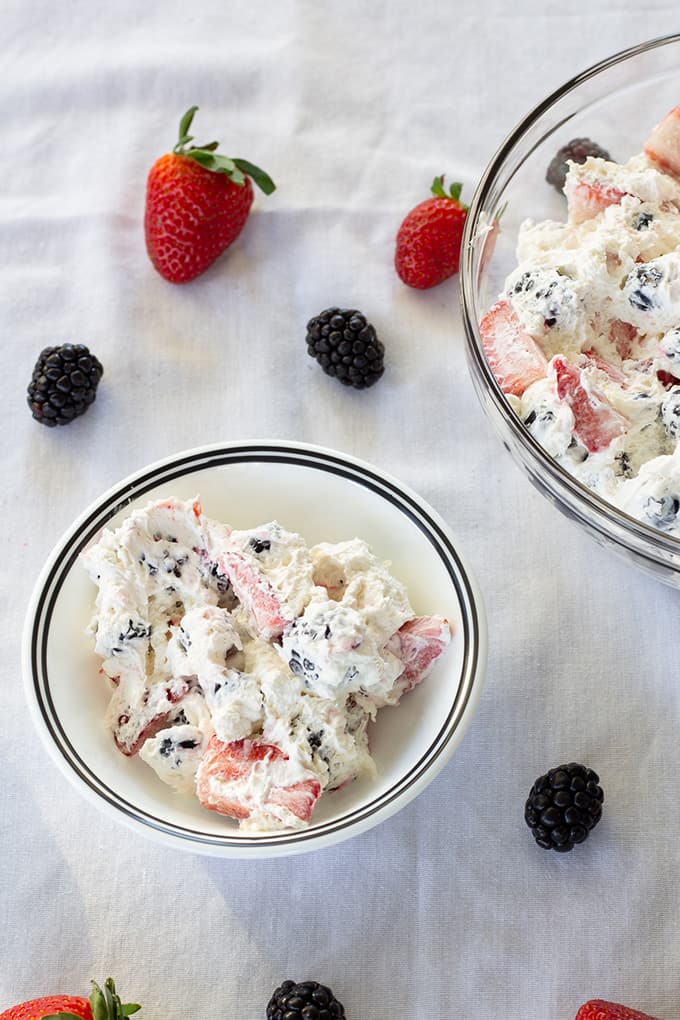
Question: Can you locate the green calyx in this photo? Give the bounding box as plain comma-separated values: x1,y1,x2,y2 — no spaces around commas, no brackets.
44,978,141,1020
172,105,276,195
430,175,467,208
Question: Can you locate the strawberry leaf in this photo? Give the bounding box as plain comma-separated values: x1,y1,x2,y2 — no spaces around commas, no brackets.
233,158,276,195
185,150,246,184
174,106,199,152
42,1014,85,1020
90,983,108,1020
121,1007,141,1016
448,181,464,202
169,108,275,193
430,176,466,207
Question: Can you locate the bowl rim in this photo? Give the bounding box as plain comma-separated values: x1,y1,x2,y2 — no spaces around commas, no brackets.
22,440,487,858
460,32,680,562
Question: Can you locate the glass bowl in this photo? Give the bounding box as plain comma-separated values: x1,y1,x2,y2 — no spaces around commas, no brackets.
460,33,680,587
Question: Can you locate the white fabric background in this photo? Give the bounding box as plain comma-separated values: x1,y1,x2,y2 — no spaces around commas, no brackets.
2,2,680,1018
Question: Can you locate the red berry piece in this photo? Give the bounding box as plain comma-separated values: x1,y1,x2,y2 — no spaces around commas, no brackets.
479,299,547,397
144,106,275,284
550,355,627,453
644,105,680,179
0,978,140,1020
575,1000,664,1020
395,176,468,289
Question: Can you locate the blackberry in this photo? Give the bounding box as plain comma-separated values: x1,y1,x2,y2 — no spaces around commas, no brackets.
27,343,103,427
546,138,612,192
266,980,345,1020
524,762,604,852
306,307,384,389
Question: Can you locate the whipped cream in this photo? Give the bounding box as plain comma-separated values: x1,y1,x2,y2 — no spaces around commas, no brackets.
82,498,452,831
481,111,680,538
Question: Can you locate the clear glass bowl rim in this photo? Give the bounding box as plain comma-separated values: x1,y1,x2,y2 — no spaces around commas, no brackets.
460,32,680,561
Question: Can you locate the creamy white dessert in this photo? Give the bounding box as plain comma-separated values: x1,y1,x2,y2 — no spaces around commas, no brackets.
82,498,452,832
480,107,680,538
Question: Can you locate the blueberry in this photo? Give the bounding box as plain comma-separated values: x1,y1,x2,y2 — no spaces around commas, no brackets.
644,494,680,528
626,263,663,311
512,271,537,294
249,538,271,554
614,451,633,478
660,327,680,362
661,390,680,439
118,619,151,642
633,211,654,230
307,730,324,750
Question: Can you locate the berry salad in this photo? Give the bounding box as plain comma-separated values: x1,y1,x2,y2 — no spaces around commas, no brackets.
480,106,680,537
81,498,452,831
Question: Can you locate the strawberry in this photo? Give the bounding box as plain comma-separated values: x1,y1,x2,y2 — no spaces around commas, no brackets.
0,979,140,1020
214,549,293,641
479,299,547,396
393,616,452,694
656,368,680,389
644,105,680,178
608,318,639,360
144,106,275,283
196,736,321,825
395,176,468,289
575,999,664,1020
565,177,626,224
551,354,627,452
582,348,627,386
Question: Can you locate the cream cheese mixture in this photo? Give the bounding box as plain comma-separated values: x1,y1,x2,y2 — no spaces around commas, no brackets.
81,497,452,832
480,107,680,537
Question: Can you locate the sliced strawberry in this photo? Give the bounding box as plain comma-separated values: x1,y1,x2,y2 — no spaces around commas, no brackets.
565,178,626,224
479,300,548,396
608,318,639,360
657,369,680,389
551,355,627,453
113,679,191,756
394,616,452,694
215,551,292,640
196,736,321,824
575,1000,663,1020
582,348,627,386
644,105,680,178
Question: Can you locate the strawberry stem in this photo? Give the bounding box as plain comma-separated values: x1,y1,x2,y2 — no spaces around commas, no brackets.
430,175,467,208
171,106,276,194
42,979,140,1020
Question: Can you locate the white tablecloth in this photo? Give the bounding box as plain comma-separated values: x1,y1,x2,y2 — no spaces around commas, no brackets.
3,3,680,1018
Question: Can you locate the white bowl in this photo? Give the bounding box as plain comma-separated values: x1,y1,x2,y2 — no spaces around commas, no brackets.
22,441,487,858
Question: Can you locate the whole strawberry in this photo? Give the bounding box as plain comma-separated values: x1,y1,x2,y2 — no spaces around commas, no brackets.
395,176,468,289
0,978,140,1020
575,1000,664,1020
144,106,275,283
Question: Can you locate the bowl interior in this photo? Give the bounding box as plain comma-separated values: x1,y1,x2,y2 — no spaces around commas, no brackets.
462,36,680,578
27,446,484,852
